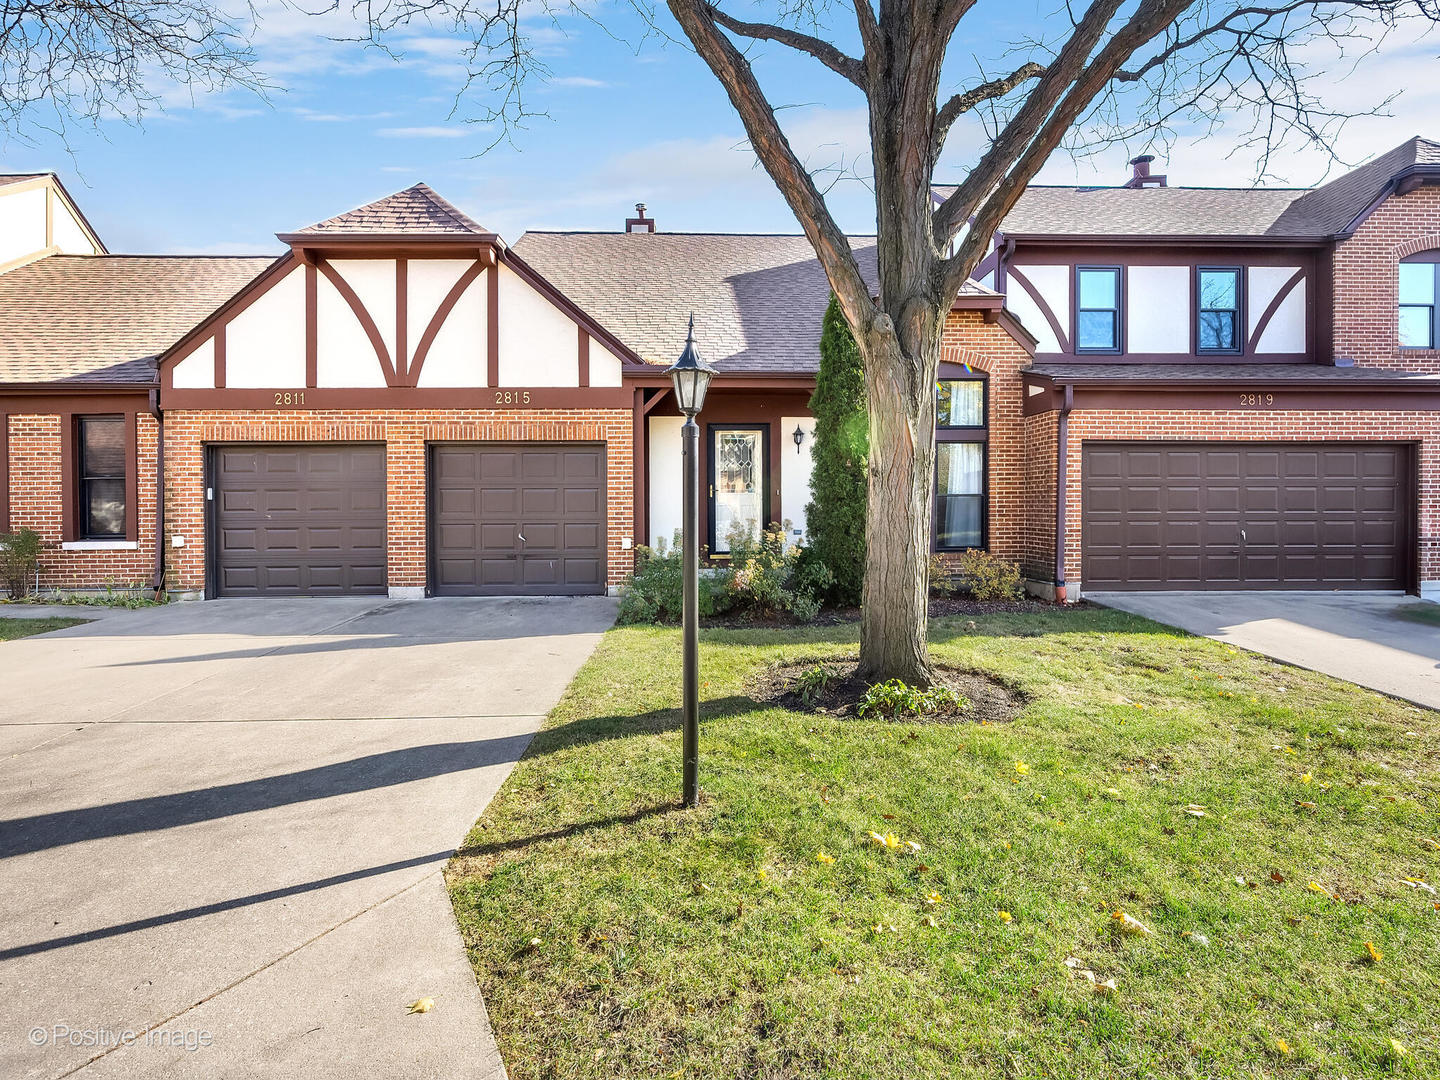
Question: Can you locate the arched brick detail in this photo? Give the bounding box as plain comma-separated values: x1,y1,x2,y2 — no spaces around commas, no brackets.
942,345,994,373
1394,233,1440,259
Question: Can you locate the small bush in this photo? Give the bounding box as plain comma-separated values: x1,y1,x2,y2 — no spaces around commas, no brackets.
953,550,1024,601
928,554,957,597
858,679,967,718
616,533,734,625
727,521,832,621
0,529,46,600
792,662,836,706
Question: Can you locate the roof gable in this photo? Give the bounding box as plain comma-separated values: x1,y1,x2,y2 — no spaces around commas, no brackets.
291,183,493,237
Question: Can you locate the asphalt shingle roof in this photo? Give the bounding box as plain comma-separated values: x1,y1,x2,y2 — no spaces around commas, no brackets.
511,233,891,373
294,183,492,236
0,255,275,384
935,136,1440,240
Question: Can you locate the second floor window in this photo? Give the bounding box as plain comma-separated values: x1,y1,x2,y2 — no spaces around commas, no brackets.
1075,267,1121,352
78,416,126,540
1197,268,1242,353
1399,256,1439,348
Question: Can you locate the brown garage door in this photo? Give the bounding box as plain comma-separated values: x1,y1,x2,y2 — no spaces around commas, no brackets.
1082,442,1411,591
212,445,386,597
430,444,605,596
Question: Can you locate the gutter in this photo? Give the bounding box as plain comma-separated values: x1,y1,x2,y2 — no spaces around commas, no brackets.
1054,383,1073,603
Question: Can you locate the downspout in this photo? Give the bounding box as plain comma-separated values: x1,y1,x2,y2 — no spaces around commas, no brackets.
148,388,165,600
1053,383,1073,603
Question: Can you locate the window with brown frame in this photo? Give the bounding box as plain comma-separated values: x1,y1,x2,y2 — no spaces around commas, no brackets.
934,376,987,550
1196,267,1243,353
77,416,126,540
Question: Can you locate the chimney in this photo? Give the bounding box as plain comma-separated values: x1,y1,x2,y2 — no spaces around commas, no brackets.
625,202,655,233
1123,154,1167,189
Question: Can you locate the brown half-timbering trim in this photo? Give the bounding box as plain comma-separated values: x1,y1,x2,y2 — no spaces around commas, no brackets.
624,371,819,390
60,414,75,542
317,258,397,385
1024,384,1440,413
1032,351,1311,366
305,262,318,388
1246,268,1306,354
160,387,635,410
487,264,500,387
500,248,645,367
1007,264,1071,353
640,387,673,414
278,232,500,248
0,412,8,533
577,326,590,388
408,260,485,388
158,252,296,372
0,392,149,411
1005,233,1328,249
214,327,227,390
396,258,409,383
632,387,646,547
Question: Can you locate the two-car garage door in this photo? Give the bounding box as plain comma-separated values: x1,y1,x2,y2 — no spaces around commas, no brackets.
210,443,605,598
1082,442,1412,591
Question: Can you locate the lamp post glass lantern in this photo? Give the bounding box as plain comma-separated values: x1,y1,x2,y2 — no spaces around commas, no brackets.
665,315,716,809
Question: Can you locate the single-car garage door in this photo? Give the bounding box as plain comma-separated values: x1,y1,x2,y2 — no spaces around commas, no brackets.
1082,442,1411,591
212,445,387,597
430,444,605,596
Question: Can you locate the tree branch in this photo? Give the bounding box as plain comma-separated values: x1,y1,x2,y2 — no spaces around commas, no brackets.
667,0,879,336
932,61,1045,158
706,4,868,88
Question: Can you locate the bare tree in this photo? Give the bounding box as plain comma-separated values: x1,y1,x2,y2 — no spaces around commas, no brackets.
0,0,265,143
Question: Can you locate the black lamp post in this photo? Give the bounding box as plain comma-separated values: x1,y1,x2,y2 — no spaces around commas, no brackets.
665,315,716,809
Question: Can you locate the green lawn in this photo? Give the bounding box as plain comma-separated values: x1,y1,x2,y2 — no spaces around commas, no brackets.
0,617,85,641
448,610,1439,1079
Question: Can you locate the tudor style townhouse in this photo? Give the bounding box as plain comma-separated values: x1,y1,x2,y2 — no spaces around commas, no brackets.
2,136,1439,603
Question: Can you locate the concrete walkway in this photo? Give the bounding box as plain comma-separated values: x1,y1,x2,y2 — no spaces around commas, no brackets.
0,596,617,1079
1087,591,1440,710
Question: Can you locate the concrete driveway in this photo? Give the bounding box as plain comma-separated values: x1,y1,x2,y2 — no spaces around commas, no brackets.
0,596,617,1079
1087,591,1440,710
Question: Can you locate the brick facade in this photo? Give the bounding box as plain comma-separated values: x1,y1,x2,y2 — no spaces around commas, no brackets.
4,410,158,591
1333,185,1440,371
162,409,635,595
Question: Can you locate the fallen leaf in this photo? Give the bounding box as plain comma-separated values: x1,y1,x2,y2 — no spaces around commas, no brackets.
905,840,923,853
1105,787,1122,798
815,851,836,865
1307,881,1333,899
1182,931,1210,946
1301,773,1313,785
1295,801,1317,810
1418,838,1440,851
1113,911,1154,936
997,910,1013,923
406,998,435,1015
1015,760,1030,775
1365,941,1383,963
1093,977,1118,996
1274,1037,1292,1056
1063,956,1084,969
1271,871,1286,883
1400,878,1437,895
924,892,943,906
1391,1038,1409,1057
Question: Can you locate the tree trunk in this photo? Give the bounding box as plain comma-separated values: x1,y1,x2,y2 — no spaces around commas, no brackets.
856,325,939,685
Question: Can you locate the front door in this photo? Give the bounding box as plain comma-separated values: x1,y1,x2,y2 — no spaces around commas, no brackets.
709,426,767,554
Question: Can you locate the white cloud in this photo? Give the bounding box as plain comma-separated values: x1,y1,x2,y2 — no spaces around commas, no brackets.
548,75,610,88
377,125,470,138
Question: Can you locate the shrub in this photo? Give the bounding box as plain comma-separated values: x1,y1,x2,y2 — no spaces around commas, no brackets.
804,295,868,606
616,533,734,624
726,521,832,621
0,529,45,600
953,550,1024,601
792,662,836,706
927,554,957,596
858,679,967,718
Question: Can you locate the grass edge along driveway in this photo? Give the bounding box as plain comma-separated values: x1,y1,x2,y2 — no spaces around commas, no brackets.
0,617,86,642
448,609,1438,1079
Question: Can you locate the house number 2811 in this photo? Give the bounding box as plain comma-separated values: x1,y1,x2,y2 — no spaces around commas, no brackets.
1238,393,1274,407
273,392,306,406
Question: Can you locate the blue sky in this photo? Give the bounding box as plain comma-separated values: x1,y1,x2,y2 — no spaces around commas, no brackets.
3,1,1438,254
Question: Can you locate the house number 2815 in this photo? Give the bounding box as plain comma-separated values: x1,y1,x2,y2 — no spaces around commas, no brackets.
1238,393,1274,407
495,391,532,405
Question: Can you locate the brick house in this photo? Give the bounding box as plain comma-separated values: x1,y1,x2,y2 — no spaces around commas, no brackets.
2,138,1439,602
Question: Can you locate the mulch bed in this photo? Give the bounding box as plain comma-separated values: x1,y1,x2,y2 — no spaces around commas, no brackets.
697,594,1077,629
750,657,1027,723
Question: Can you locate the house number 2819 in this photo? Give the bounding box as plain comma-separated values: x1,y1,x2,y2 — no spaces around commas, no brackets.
1239,393,1274,407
